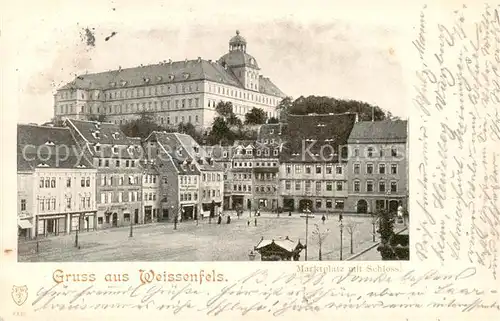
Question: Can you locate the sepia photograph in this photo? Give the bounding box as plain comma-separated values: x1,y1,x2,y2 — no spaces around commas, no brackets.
15,15,410,263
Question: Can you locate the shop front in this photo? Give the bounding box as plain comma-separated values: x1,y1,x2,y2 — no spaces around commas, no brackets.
18,218,33,240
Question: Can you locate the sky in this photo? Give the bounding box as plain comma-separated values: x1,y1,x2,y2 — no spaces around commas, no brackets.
3,0,420,125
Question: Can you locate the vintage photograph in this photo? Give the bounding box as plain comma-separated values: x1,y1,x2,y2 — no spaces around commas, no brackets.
16,21,409,262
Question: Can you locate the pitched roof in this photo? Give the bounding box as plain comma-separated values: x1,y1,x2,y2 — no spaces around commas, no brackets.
17,124,93,171
65,119,143,159
348,120,408,143
280,113,357,163
255,236,304,253
59,59,285,98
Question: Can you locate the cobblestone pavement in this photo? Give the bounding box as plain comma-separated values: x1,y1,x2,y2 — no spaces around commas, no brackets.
18,215,383,262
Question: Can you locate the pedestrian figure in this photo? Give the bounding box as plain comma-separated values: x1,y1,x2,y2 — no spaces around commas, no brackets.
227,215,231,224
289,211,292,216
217,214,222,225
254,218,257,226
339,213,343,221
321,214,326,224
257,210,261,217
247,220,250,226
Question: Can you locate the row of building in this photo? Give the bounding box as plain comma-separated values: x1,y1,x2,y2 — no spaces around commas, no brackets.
17,113,408,240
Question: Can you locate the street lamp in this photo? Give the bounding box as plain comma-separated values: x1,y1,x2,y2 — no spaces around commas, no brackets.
371,213,377,242
303,206,311,261
339,215,344,260
129,212,133,237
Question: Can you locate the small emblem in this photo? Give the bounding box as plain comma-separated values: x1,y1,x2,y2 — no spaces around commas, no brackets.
11,285,28,306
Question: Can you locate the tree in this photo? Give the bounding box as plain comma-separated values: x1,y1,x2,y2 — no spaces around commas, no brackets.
345,220,360,254
244,107,267,125
215,101,234,119
268,117,279,124
288,95,388,120
276,96,293,121
312,224,329,261
120,112,164,138
227,114,243,128
207,117,233,145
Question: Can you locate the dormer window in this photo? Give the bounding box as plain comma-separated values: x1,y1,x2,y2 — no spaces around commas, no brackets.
94,144,101,152
120,81,127,87
183,73,190,80
95,123,100,130
92,131,100,139
246,149,253,155
223,151,228,158
112,132,120,140
76,164,86,168
127,146,133,154
112,146,118,154
144,78,150,83
37,163,49,167
44,141,55,146
193,146,199,153
168,75,174,81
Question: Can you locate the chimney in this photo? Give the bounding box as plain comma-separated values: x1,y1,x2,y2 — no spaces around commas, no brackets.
168,59,172,64
197,57,201,62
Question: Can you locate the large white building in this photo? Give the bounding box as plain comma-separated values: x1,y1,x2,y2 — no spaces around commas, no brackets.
54,31,286,128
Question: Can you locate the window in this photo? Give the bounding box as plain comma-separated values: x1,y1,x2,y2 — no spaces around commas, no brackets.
66,178,71,187
367,180,374,192
105,160,109,167
316,165,322,174
108,176,113,186
326,181,333,191
295,181,301,191
391,147,398,157
108,192,113,203
335,200,345,209
98,217,103,224
116,160,120,167
391,181,398,192
40,178,44,188
286,165,291,174
21,199,26,211
131,160,135,167
305,166,311,174
51,178,56,188
366,164,374,174
51,198,56,210
336,181,343,191
326,165,332,174
100,193,105,203
391,164,398,174
81,177,85,187
354,148,359,157
367,147,374,158
379,164,386,174
126,160,130,167
336,166,342,174
315,200,322,209
354,164,360,174
379,181,386,192
295,165,301,174
285,180,291,190
354,180,360,192
305,180,311,191
380,149,384,157
326,200,333,208
98,159,102,167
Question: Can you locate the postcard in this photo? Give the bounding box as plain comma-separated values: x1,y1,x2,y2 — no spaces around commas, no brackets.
1,0,499,320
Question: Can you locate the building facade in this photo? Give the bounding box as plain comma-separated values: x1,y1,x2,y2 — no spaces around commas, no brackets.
65,119,144,229
17,124,98,239
279,114,356,213
54,31,286,128
345,120,408,214
145,131,223,221
141,160,161,224
253,123,283,211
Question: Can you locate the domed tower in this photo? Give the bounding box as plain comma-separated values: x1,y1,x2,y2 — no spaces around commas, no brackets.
219,30,260,91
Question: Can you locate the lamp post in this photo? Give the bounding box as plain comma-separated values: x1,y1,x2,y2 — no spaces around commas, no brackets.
371,213,377,242
129,212,133,237
339,215,344,260
303,206,311,261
